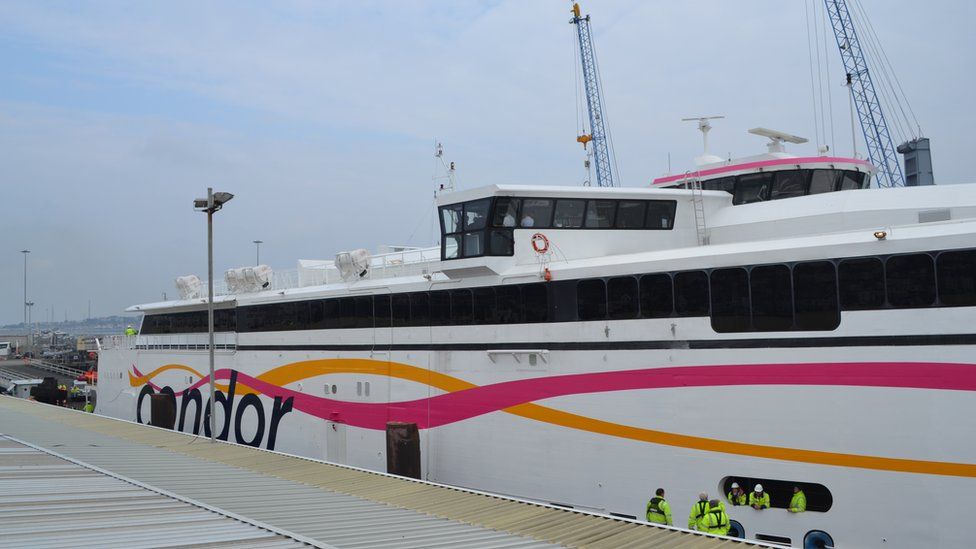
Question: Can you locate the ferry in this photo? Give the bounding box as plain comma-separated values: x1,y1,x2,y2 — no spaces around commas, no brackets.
96,129,976,548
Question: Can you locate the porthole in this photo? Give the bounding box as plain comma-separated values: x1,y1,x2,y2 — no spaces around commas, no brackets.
727,520,745,539
331,384,337,394
804,530,835,549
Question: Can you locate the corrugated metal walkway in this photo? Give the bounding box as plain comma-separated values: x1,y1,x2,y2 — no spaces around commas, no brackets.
0,396,764,548
0,436,308,548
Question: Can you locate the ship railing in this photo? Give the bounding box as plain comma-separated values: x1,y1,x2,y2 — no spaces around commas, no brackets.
100,333,238,352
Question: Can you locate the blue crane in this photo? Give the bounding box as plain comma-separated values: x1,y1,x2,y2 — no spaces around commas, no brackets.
571,3,615,187
823,0,905,187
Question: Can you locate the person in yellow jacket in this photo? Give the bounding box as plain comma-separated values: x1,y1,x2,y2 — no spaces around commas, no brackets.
700,499,731,535
727,482,747,506
688,492,710,530
125,325,137,336
788,486,807,513
646,488,672,525
749,484,771,510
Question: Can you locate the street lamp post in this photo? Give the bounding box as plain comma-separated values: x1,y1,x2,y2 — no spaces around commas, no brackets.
253,240,263,265
20,250,29,337
25,301,34,353
194,188,234,443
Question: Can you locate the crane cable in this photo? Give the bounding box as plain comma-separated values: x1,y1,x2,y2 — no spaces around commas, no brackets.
804,0,822,150
848,0,921,140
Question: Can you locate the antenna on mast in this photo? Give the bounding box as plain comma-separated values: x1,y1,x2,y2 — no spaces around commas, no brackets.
682,116,725,166
433,141,457,196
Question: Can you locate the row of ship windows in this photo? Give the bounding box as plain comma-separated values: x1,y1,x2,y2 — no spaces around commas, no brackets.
690,169,868,205
440,197,678,260
140,248,976,334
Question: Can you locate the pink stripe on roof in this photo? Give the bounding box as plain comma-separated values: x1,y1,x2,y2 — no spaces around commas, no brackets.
650,156,873,186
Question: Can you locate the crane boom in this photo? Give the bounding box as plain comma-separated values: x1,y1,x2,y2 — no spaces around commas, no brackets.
571,3,615,187
823,0,904,187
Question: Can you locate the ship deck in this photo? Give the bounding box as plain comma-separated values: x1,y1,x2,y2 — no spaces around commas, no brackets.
0,396,766,548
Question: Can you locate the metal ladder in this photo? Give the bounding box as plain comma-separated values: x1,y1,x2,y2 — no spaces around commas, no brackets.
687,172,708,245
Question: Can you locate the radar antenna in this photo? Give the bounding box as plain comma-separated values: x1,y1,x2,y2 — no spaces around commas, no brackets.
748,127,809,154
682,116,725,166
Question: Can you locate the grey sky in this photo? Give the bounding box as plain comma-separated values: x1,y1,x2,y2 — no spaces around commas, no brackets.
1,0,972,325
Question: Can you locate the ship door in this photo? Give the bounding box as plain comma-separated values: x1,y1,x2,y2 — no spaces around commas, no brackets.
325,421,347,463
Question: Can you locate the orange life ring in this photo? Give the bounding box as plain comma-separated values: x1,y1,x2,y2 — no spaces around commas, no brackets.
531,233,550,254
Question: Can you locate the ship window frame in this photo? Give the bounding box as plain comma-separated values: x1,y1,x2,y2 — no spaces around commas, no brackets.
607,276,640,319
639,273,674,318
750,264,794,331
839,257,886,310
710,267,751,332
886,253,936,308
577,279,608,320
937,249,976,306
674,270,710,316
769,170,811,200
733,172,774,205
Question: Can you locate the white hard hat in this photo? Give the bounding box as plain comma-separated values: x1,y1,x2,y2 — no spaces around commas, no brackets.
731,482,739,489
755,484,764,492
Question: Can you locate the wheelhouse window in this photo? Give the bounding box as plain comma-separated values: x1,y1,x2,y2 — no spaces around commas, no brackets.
553,199,586,228
615,201,646,229
441,196,677,260
770,170,809,200
584,200,617,228
520,199,554,228
733,173,773,205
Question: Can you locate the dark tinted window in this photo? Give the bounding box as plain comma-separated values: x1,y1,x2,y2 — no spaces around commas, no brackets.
640,274,673,317
770,170,809,200
429,292,451,325
373,295,391,328
702,177,735,193
472,287,496,324
839,171,866,190
522,283,549,322
463,198,490,231
463,231,485,258
409,293,429,326
492,197,520,227
521,199,553,228
793,261,840,330
553,199,586,228
750,265,793,331
808,170,839,195
607,277,639,319
338,297,356,329
646,201,677,229
577,279,607,320
733,173,773,205
354,296,373,329
615,201,646,229
839,258,885,310
496,285,523,323
937,250,976,306
451,289,473,324
585,200,616,228
674,271,710,316
488,229,514,256
710,268,751,332
310,299,339,330
886,254,936,307
392,294,410,327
